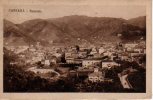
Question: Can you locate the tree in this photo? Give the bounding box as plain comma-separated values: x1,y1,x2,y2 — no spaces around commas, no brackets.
75,45,80,52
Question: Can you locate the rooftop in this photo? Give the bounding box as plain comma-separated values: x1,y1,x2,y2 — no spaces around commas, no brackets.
89,72,103,77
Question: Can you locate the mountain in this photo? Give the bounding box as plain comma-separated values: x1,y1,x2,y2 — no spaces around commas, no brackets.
127,16,146,29
4,15,146,46
3,20,36,46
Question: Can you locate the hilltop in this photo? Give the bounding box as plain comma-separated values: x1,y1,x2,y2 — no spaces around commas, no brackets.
4,15,146,46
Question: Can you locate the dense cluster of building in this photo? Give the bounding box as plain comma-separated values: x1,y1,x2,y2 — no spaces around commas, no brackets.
5,40,146,89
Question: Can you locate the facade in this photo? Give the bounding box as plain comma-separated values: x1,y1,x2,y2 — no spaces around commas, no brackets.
50,58,57,64
103,51,112,56
66,58,82,64
102,60,119,68
121,53,129,61
130,51,140,57
88,69,104,82
65,52,78,59
78,51,88,58
133,48,143,53
124,43,138,48
44,60,50,66
90,47,98,55
99,47,105,54
117,33,122,37
82,59,102,68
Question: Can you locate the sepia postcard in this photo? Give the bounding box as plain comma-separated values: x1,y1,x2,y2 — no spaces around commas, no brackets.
0,0,152,99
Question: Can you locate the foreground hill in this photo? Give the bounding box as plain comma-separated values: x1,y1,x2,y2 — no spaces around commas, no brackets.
4,15,146,46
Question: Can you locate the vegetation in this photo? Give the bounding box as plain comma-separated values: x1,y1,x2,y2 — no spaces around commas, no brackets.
4,16,146,46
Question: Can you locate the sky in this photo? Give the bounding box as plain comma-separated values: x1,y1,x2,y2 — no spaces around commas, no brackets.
4,5,146,24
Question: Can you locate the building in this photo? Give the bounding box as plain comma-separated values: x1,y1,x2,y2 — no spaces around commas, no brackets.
78,51,88,58
102,60,119,68
117,33,122,37
121,53,130,61
90,47,98,55
129,51,140,57
54,52,62,58
65,51,78,59
110,53,118,60
99,47,105,54
66,58,82,64
44,60,50,66
50,57,58,64
133,47,144,54
103,51,112,56
31,56,42,63
82,59,102,68
88,68,104,82
124,43,138,48
29,46,36,52
41,59,50,66
125,47,133,52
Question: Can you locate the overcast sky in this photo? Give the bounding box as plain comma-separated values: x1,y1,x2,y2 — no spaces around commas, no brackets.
4,5,146,24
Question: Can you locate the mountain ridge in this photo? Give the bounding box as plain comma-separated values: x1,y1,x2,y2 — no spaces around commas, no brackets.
4,15,146,46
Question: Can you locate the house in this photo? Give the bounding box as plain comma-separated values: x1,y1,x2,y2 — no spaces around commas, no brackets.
102,60,119,68
131,54,143,62
103,51,112,56
65,51,78,59
133,47,144,54
35,42,41,48
44,60,50,66
79,46,89,51
90,47,98,55
66,58,75,63
41,59,50,66
117,33,122,37
82,58,102,68
88,68,104,82
99,47,105,54
78,50,88,58
32,56,42,63
54,52,62,58
28,45,36,52
50,57,57,64
76,68,94,77
121,53,129,61
93,53,101,58
129,51,140,57
109,53,117,61
65,52,72,58
66,58,82,64
126,47,133,52
124,43,138,48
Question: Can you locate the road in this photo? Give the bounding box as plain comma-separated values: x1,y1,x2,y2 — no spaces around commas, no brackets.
27,67,60,77
118,74,133,89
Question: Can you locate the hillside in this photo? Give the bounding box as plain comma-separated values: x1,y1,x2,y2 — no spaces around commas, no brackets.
4,15,146,46
3,20,36,46
127,16,146,29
